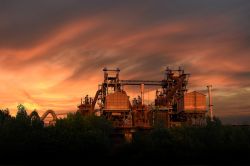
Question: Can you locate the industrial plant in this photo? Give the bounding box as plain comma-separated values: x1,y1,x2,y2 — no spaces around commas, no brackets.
76,67,211,137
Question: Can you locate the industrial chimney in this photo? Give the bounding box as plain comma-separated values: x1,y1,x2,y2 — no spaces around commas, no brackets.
207,85,213,121
140,83,145,105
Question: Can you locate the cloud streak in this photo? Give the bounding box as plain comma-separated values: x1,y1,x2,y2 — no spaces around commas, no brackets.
0,0,250,123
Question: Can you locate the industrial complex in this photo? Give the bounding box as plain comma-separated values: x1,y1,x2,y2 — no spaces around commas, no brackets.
76,67,210,132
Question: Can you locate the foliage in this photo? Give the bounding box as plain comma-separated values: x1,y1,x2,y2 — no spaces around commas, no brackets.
0,109,113,164
16,104,30,125
30,109,43,128
0,108,250,164
113,117,250,164
0,108,11,125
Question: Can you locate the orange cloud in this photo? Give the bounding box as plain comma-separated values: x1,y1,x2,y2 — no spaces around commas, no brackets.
0,1,249,124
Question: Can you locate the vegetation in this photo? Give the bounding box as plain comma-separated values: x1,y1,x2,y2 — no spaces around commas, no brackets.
118,117,250,164
0,105,250,164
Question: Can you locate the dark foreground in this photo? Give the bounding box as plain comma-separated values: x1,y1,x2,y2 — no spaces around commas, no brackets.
0,110,250,165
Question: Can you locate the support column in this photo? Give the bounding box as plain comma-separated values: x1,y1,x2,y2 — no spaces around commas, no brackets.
207,85,213,121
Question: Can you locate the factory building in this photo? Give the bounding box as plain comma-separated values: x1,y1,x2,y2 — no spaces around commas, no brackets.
77,67,208,132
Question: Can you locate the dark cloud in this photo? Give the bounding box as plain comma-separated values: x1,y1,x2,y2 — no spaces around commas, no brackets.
1,0,250,49
214,88,250,117
0,0,250,123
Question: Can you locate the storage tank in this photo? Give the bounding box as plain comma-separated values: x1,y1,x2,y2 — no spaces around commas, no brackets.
178,91,206,113
104,91,130,111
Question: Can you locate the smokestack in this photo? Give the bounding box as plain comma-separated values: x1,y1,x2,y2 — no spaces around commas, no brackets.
141,83,144,105
207,85,213,121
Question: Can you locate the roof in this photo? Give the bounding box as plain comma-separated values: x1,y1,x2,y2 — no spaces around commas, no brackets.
186,91,206,96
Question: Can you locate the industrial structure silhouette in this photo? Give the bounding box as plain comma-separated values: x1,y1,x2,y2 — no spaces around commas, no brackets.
40,67,212,136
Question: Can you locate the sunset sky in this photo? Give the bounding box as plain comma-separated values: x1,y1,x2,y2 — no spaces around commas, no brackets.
0,0,250,124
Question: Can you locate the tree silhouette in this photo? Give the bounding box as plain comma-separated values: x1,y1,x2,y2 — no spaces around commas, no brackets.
0,106,249,164
30,109,43,128
0,108,11,125
16,104,30,125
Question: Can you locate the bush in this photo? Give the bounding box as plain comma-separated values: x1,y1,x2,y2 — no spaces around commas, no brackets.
0,108,250,164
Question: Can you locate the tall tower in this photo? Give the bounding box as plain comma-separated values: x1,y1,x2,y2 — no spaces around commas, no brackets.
207,85,213,121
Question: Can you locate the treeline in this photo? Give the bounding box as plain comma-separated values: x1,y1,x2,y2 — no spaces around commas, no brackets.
0,105,113,164
0,105,250,165
118,118,250,164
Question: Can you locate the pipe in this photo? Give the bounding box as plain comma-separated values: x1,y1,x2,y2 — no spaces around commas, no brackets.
207,85,213,121
141,83,144,105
